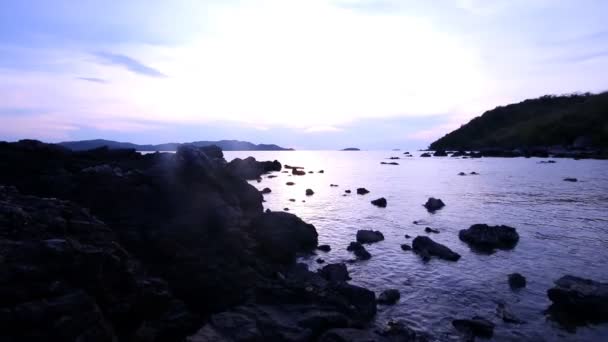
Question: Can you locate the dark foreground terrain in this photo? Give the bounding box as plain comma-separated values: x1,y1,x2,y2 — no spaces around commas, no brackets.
0,140,425,341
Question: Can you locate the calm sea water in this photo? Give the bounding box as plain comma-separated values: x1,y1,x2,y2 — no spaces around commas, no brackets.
224,151,608,341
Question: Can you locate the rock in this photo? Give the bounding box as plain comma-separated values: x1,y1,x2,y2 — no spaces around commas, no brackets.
458,224,519,252
306,189,315,196
286,182,295,186
318,263,351,282
412,236,460,261
377,289,400,305
292,169,306,176
433,150,448,157
330,184,339,187
496,302,525,324
345,190,351,194
308,171,314,174
356,230,385,244
508,273,527,289
316,258,325,264
289,198,296,202
227,156,282,180
267,174,278,178
547,275,608,323
424,227,439,234
318,329,379,342
250,211,318,263
347,242,372,260
389,157,400,159
380,162,399,165
564,177,578,182
405,234,411,239
423,197,445,212
400,244,412,251
318,244,331,252
420,153,431,157
356,188,370,195
261,187,272,194
265,209,271,213
470,171,479,175
452,316,495,339
318,170,324,173
458,172,466,176
284,208,290,211
371,197,387,207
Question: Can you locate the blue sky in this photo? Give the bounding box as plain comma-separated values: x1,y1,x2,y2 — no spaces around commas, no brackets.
1,0,607,150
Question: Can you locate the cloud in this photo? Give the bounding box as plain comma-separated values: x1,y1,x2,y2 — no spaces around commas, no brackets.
77,77,108,83
94,52,167,77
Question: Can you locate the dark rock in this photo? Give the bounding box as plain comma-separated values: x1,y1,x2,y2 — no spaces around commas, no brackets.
308,171,314,174
405,234,411,239
356,230,385,244
564,177,578,182
381,162,399,165
377,289,400,305
283,208,289,211
547,275,608,323
389,156,400,159
317,244,331,252
227,156,282,179
459,224,519,252
347,242,372,260
420,153,431,157
265,209,271,213
424,227,439,234
433,150,448,157
400,244,412,251
412,236,460,261
289,198,296,202
356,188,370,195
470,171,479,175
316,258,325,264
318,170,324,173
371,197,387,207
286,182,295,186
330,184,338,187
458,172,466,176
250,211,318,263
345,190,351,194
423,197,445,212
508,273,527,289
496,302,525,324
318,263,351,282
292,169,306,176
267,174,278,178
306,189,315,196
261,187,272,194
318,328,378,342
452,316,494,339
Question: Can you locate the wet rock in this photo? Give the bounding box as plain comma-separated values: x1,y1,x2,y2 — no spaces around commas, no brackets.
318,263,351,282
371,197,387,207
547,275,608,323
317,244,331,252
356,188,370,195
412,236,460,261
423,197,445,212
424,227,439,234
452,316,494,339
470,171,479,175
539,160,557,164
250,211,318,263
292,169,306,176
458,172,466,176
404,234,411,239
433,150,448,157
356,230,385,244
377,289,400,305
389,157,400,159
347,242,372,260
400,244,412,251
318,170,324,173
308,171,314,174
227,156,282,180
459,224,519,252
286,182,295,186
267,175,278,178
380,162,399,165
316,258,325,264
508,273,527,289
564,177,578,182
283,208,290,211
330,184,339,187
289,199,296,202
420,153,431,157
261,187,272,194
306,189,315,196
377,320,428,341
345,190,351,194
265,209,271,213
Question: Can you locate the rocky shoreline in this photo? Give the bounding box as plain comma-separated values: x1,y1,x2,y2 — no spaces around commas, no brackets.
1,140,606,341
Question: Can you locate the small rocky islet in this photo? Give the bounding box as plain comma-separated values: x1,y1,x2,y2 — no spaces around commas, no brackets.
0,140,605,341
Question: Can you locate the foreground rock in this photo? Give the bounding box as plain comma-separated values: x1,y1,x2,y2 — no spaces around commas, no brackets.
371,197,387,207
423,197,445,212
227,156,282,179
356,230,385,244
412,236,460,261
347,242,372,260
459,224,519,252
547,275,608,324
319,263,351,282
452,317,495,339
378,289,400,305
508,273,527,289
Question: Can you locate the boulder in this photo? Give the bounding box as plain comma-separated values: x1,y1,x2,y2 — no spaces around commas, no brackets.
261,187,272,194
345,190,351,194
318,263,351,282
347,242,372,260
377,289,400,305
424,227,439,234
508,273,527,289
423,197,445,212
250,212,318,263
356,188,370,195
452,317,494,339
412,236,460,261
317,244,331,252
400,244,412,251
371,197,387,207
433,150,448,157
306,189,315,196
458,224,519,252
547,275,608,322
356,230,385,244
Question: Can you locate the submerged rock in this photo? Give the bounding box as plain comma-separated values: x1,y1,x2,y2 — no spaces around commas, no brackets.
347,242,372,260
459,224,519,252
458,172,466,176
377,289,400,305
496,302,525,324
371,197,387,207
423,197,445,212
318,263,351,282
564,177,578,182
547,275,608,323
412,236,460,261
452,316,495,339
356,230,385,244
508,273,527,289
356,188,370,195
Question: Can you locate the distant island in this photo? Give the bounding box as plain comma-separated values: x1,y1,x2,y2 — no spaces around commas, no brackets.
430,92,608,154
341,147,361,151
59,139,294,151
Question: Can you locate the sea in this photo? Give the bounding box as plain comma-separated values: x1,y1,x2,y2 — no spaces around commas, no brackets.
221,150,608,341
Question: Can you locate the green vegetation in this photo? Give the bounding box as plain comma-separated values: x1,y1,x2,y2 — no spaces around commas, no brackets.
430,92,608,150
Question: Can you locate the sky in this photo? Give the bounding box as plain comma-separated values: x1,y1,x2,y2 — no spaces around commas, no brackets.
1,0,607,150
